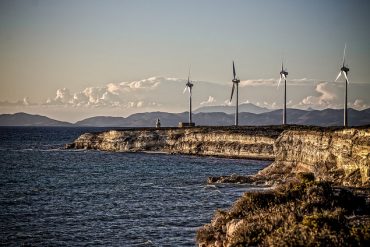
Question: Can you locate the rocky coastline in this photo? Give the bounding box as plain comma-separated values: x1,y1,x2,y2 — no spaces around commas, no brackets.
66,125,370,246
66,125,369,187
65,126,285,160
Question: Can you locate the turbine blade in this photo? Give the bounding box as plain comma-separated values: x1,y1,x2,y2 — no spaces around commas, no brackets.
183,86,188,94
277,76,282,88
282,74,286,80
187,86,191,93
343,71,349,83
233,61,236,79
342,43,346,66
335,71,342,81
188,64,191,82
230,83,235,102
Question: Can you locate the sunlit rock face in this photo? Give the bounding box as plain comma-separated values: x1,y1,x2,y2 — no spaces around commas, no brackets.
258,128,370,187
68,127,281,160
67,126,370,187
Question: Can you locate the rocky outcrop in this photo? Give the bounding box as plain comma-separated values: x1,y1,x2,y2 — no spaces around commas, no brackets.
256,127,370,187
67,125,370,187
197,176,370,247
66,126,283,160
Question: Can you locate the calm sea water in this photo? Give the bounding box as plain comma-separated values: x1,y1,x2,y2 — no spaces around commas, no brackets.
0,127,270,246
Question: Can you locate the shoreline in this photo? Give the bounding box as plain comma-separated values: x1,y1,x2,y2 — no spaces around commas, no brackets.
64,125,370,246
66,125,370,187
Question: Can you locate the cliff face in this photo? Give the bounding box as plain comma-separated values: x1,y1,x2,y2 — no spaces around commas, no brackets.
68,127,282,160
258,128,370,187
67,126,370,187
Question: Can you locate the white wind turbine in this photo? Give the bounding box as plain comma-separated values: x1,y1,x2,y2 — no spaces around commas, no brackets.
183,66,194,124
278,61,288,125
230,61,240,126
335,44,350,127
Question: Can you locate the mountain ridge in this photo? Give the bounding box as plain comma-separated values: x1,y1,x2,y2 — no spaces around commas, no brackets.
1,108,370,127
194,103,271,114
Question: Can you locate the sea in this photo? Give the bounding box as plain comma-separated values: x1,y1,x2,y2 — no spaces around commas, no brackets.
0,127,270,246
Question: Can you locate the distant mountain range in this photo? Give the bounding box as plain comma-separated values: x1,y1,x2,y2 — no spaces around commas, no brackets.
194,103,271,114
1,108,370,127
0,112,73,127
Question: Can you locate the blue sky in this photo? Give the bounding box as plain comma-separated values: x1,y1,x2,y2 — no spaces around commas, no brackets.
0,0,369,121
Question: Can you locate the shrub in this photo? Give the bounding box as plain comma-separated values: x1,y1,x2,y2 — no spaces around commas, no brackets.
197,179,370,246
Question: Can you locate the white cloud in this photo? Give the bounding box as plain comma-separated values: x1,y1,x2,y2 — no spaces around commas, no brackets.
239,78,316,87
0,97,36,107
42,77,167,108
2,76,369,120
119,77,161,91
350,99,369,110
223,99,232,106
263,101,278,109
200,96,216,106
240,78,276,87
298,82,337,108
23,97,30,106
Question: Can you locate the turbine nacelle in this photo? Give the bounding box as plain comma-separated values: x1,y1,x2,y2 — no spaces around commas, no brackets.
230,61,240,102
232,78,240,84
335,45,350,83
183,66,194,94
341,65,349,73
277,62,288,88
280,70,288,78
186,81,194,88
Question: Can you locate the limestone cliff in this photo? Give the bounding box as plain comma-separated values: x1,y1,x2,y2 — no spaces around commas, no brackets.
256,127,370,187
66,126,283,160
67,126,370,186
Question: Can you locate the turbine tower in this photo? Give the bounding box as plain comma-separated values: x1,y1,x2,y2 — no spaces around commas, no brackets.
278,61,288,125
335,44,350,127
183,66,194,124
230,61,240,126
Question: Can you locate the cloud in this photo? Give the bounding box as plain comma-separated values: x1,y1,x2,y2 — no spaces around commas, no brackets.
2,76,369,117
0,98,35,107
223,99,232,106
200,96,216,106
350,99,369,110
240,78,276,87
42,77,168,108
119,77,161,91
298,82,337,108
239,78,316,87
263,101,278,109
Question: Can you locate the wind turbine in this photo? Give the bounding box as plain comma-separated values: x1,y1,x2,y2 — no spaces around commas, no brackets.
230,61,240,126
278,61,288,125
183,66,194,124
335,44,350,127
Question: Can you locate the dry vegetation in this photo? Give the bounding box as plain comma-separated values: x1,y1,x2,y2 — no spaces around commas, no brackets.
197,173,370,247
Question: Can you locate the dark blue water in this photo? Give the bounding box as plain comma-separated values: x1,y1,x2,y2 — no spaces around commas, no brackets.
0,127,270,246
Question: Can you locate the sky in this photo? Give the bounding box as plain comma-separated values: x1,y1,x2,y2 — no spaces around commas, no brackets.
0,0,369,122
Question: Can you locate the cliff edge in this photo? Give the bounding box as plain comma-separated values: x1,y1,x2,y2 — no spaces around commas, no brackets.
256,127,370,187
66,126,283,160
66,125,370,187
